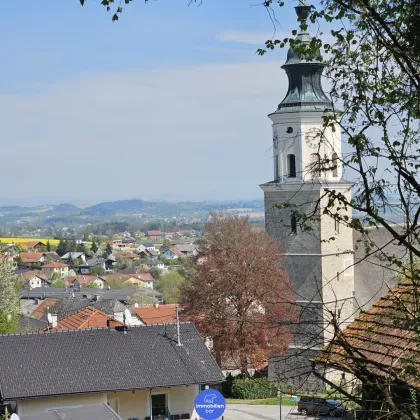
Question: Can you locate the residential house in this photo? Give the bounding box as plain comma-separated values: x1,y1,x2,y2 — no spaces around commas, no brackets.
138,249,152,259
44,251,61,261
19,404,122,420
80,257,114,274
40,306,124,331
121,238,136,248
117,251,140,260
23,241,46,251
18,271,51,289
173,243,198,257
0,323,223,419
137,243,157,253
60,252,88,265
118,273,154,289
147,230,164,240
67,275,105,289
130,303,177,324
163,247,184,260
41,262,69,277
20,252,46,267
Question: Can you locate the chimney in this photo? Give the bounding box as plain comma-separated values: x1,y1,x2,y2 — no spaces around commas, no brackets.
51,314,58,328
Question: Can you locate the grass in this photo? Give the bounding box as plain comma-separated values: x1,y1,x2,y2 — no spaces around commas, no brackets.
0,237,61,245
226,398,297,406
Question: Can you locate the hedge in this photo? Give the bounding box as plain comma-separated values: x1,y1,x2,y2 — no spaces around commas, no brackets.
231,378,278,399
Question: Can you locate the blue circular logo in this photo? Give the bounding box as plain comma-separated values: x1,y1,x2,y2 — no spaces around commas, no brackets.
194,389,226,420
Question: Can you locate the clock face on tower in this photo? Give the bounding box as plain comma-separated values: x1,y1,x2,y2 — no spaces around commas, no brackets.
305,128,321,149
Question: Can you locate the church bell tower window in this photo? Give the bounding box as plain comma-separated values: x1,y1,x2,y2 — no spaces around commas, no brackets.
288,154,296,178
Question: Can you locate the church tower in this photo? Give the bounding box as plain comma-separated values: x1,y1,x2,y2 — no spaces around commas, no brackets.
260,1,355,391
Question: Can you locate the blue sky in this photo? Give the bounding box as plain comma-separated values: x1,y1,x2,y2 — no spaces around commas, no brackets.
0,0,312,205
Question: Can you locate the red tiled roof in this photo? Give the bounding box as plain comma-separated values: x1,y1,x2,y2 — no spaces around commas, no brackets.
42,262,69,268
117,252,139,259
31,298,60,320
137,272,154,281
20,252,45,263
169,247,183,257
148,230,163,236
316,280,420,386
67,275,99,286
131,304,177,324
23,241,45,249
41,307,124,331
20,270,47,281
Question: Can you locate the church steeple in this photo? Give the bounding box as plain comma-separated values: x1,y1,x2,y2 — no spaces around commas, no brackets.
278,1,332,112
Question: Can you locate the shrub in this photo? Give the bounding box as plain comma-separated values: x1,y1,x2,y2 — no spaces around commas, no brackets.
231,378,278,399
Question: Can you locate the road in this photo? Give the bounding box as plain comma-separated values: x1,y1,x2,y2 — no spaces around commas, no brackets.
225,404,339,420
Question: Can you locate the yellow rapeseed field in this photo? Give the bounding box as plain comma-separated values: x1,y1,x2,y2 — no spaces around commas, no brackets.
0,237,61,245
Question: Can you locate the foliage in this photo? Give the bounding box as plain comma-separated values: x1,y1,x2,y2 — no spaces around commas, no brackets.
162,238,172,249
113,257,134,271
181,213,296,374
90,241,98,254
0,258,20,334
231,378,278,400
90,265,106,276
103,243,113,258
126,291,155,306
51,279,67,288
159,271,184,304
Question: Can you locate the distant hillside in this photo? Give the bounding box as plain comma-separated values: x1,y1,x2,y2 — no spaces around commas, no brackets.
79,199,264,216
0,198,264,226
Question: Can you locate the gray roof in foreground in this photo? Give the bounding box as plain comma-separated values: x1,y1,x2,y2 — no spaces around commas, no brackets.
40,297,128,322
21,403,122,420
19,287,162,301
0,322,223,401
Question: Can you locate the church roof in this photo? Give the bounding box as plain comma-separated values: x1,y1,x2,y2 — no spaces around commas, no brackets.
276,1,332,112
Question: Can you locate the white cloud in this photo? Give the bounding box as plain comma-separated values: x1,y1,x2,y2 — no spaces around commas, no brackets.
1,61,289,201
216,30,288,46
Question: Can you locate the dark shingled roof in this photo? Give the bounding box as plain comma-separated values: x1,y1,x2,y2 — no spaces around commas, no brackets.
19,287,162,301
0,322,223,401
21,403,122,420
40,297,127,321
18,315,47,332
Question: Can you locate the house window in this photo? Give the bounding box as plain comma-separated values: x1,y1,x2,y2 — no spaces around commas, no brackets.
332,152,338,177
291,214,297,235
274,154,279,181
287,154,296,178
151,394,168,417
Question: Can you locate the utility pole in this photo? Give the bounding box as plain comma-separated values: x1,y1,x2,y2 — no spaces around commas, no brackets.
279,391,282,420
